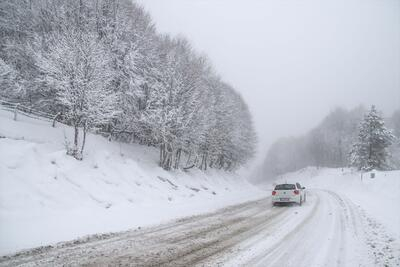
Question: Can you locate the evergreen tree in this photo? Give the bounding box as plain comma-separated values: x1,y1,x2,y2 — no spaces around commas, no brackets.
391,109,400,138
388,110,400,169
350,105,394,171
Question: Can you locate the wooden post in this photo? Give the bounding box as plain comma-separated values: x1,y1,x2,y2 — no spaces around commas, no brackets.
52,112,61,127
13,104,19,121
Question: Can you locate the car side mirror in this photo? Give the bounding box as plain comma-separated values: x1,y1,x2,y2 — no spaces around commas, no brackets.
302,187,306,189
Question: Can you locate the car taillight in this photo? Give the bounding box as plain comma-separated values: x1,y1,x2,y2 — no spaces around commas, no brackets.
294,190,299,195
272,191,276,196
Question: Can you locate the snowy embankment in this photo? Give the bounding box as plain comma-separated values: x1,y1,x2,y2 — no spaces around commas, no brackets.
267,167,400,240
0,110,265,255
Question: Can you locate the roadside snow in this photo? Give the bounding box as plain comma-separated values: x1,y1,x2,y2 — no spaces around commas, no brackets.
267,167,400,241
0,110,265,255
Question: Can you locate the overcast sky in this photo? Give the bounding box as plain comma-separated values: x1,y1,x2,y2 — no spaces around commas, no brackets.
137,0,400,159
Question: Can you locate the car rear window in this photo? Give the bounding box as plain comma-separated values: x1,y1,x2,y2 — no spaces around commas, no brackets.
274,184,296,190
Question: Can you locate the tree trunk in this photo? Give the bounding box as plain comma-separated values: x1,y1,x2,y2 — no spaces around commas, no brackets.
80,123,87,155
200,153,208,170
164,152,172,170
227,161,232,171
163,144,169,168
199,154,204,170
159,143,164,167
186,151,192,166
174,149,181,169
74,125,79,156
160,143,174,170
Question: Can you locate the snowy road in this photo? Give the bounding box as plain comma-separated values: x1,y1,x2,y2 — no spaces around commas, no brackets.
1,190,399,267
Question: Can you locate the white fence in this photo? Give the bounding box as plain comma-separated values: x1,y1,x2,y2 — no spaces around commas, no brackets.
0,98,128,140
0,98,61,127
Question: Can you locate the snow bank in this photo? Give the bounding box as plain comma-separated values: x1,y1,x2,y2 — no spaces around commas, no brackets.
0,110,265,255
267,167,400,240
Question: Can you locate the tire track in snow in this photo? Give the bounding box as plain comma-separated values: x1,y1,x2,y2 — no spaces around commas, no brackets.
237,190,363,266
0,197,289,266
221,190,399,267
1,190,399,267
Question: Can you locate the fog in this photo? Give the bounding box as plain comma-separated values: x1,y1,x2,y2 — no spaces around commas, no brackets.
137,0,400,159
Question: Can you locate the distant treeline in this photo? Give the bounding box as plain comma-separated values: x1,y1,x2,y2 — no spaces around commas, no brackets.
259,107,400,180
0,0,256,170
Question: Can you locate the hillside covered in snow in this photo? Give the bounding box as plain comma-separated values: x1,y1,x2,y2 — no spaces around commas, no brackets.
0,110,265,255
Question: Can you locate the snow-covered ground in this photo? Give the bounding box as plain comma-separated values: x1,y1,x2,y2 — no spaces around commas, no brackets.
1,108,399,266
270,167,400,241
0,109,265,255
2,179,398,266
214,168,400,266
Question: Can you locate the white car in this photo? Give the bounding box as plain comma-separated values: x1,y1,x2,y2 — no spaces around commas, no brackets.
272,183,306,206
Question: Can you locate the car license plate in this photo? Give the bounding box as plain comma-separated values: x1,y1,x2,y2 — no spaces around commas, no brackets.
280,198,290,201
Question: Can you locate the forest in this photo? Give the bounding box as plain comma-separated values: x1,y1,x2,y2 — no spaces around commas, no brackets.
0,0,257,171
260,106,400,180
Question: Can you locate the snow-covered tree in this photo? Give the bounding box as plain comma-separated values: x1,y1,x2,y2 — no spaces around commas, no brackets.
388,110,400,169
391,110,400,138
0,58,18,98
350,105,395,171
306,107,364,168
259,106,365,180
34,26,119,159
0,0,257,170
